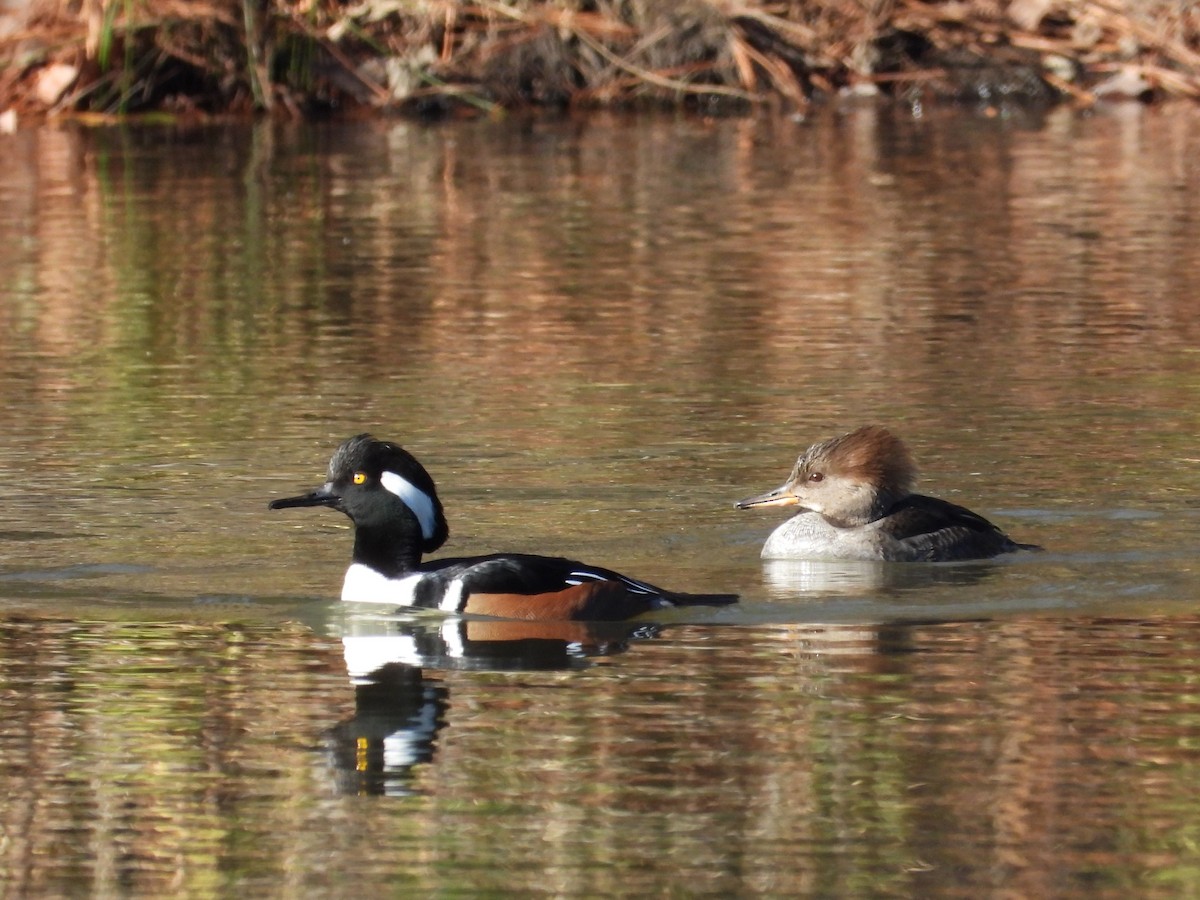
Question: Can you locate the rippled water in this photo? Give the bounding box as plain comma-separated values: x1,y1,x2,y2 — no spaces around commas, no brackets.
1,103,1199,896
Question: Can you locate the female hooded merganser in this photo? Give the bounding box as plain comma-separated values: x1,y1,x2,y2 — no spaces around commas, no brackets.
270,434,737,621
736,426,1040,562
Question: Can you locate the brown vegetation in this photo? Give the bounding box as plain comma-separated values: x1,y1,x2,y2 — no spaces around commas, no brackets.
2,0,1199,120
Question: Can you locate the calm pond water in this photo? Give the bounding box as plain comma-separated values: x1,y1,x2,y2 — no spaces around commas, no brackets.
1,102,1199,896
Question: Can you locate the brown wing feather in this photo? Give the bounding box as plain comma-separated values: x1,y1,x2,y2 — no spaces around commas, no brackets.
463,582,667,621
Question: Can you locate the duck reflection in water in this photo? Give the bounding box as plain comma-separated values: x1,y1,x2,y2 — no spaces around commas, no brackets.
325,662,446,798
757,557,1008,597
326,613,657,796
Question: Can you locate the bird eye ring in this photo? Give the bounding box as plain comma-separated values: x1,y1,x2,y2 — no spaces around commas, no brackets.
352,472,367,485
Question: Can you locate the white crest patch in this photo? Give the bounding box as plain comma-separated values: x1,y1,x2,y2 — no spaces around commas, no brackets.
380,470,438,541
383,699,441,771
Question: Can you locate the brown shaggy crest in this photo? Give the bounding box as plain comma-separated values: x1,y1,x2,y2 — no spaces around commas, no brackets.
798,425,917,496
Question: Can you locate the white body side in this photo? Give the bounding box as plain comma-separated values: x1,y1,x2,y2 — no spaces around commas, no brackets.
761,512,914,561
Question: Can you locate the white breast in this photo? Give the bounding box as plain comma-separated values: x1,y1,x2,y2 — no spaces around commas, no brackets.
341,564,423,605
761,512,886,561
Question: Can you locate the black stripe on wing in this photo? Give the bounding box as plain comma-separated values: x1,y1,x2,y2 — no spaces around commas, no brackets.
426,554,668,598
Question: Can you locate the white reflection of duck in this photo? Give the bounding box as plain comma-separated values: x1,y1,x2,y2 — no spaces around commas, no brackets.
338,611,657,679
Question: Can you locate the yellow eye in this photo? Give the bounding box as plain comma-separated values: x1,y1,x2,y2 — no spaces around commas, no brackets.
352,472,367,485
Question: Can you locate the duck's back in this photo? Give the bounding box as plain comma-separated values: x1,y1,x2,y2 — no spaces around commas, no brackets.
875,494,1035,561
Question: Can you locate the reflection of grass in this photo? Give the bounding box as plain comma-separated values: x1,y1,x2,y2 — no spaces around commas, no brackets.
0,616,349,894
7,611,1200,894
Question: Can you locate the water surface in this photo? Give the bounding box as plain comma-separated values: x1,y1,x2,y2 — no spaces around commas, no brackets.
1,103,1199,896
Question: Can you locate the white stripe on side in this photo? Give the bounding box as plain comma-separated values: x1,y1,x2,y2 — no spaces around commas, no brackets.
569,570,606,581
380,470,439,541
439,578,466,613
618,576,658,595
569,568,657,595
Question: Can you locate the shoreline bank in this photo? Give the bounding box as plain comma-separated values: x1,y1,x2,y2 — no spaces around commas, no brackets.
2,0,1198,125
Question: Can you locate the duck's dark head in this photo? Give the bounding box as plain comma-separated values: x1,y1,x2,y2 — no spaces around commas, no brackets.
270,433,450,554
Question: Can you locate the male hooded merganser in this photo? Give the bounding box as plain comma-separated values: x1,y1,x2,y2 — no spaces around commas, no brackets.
270,434,737,621
736,426,1040,562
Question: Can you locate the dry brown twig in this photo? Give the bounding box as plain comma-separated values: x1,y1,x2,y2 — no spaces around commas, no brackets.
572,27,759,102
